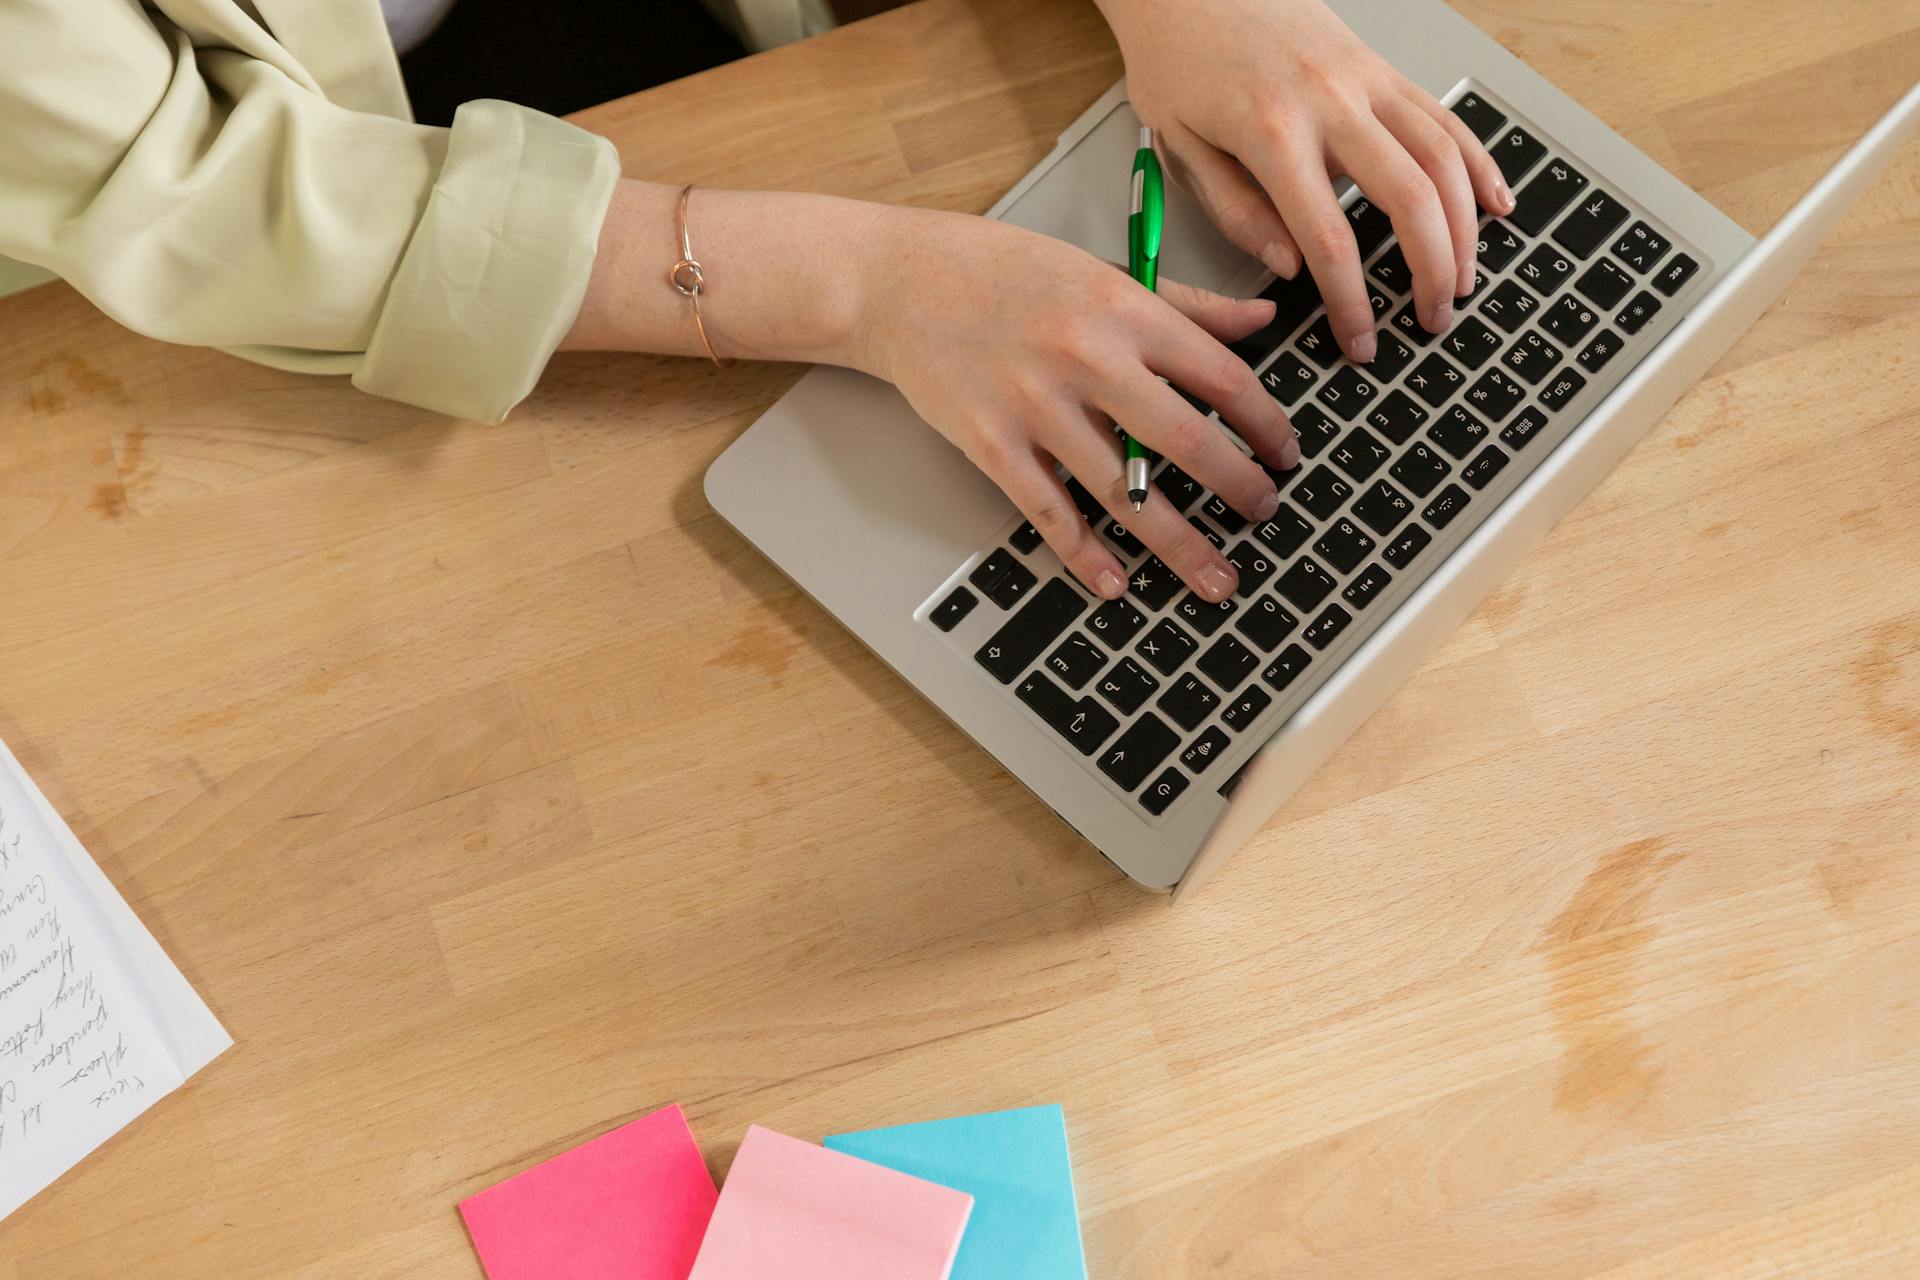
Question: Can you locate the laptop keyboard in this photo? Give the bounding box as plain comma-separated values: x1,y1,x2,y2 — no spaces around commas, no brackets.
922,86,1706,825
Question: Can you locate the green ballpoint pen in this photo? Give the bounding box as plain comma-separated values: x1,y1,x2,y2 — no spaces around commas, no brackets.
1126,126,1164,511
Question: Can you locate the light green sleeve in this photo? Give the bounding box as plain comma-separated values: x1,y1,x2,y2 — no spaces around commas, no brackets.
0,1,620,423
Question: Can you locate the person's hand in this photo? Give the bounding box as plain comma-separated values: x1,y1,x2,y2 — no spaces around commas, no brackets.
1096,0,1513,362
852,207,1301,604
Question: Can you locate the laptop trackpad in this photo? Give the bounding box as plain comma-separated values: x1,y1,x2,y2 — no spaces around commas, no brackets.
996,100,1255,295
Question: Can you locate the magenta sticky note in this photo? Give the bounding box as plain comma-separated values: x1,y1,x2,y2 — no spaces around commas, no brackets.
688,1126,974,1280
458,1104,718,1280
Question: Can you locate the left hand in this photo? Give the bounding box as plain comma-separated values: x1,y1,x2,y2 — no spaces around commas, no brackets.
1094,0,1514,364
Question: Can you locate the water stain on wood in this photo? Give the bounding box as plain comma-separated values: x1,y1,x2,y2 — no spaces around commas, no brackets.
21,353,130,415
1545,837,1684,1118
1853,619,1920,754
706,600,810,684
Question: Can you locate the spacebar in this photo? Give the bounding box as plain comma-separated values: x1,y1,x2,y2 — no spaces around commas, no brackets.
974,579,1086,684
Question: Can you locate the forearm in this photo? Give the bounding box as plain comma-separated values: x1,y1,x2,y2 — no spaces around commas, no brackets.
561,179,888,370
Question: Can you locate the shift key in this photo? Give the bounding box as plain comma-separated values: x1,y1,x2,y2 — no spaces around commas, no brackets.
975,578,1087,684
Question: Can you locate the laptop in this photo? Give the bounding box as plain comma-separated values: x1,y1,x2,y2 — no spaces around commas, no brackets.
706,0,1920,896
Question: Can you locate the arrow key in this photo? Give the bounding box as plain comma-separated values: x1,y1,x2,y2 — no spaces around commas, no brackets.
1016,670,1119,757
1100,713,1181,792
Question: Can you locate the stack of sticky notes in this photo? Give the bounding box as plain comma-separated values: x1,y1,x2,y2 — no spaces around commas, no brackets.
457,1103,1087,1280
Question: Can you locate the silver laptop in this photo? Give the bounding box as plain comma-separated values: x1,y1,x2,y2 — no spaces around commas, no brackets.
707,0,1920,896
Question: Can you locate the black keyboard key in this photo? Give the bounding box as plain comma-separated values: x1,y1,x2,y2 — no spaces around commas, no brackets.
1381,523,1432,569
1366,389,1430,445
1477,218,1527,271
1295,314,1342,369
1291,465,1353,521
1542,294,1599,344
1277,556,1338,612
1234,593,1299,652
1451,91,1507,142
1367,285,1393,321
1491,126,1547,186
1314,516,1375,574
1173,591,1237,637
1263,643,1312,691
1500,406,1550,450
1153,461,1206,512
1577,329,1622,373
1462,444,1510,490
1407,352,1466,408
1226,541,1279,597
1099,714,1180,791
975,578,1086,682
1230,272,1323,363
969,547,1039,608
1199,492,1248,534
1087,596,1147,648
1442,315,1504,370
1095,656,1161,714
1220,684,1272,732
1315,366,1378,420
1139,767,1190,816
1391,302,1437,346
1342,562,1392,610
1188,515,1225,549
1352,478,1414,536
1613,220,1672,274
1065,478,1106,524
1509,157,1589,236
1422,483,1471,530
1182,725,1231,773
1462,267,1491,303
1369,331,1418,383
1302,603,1352,651
1551,189,1630,258
1516,243,1576,297
1653,252,1699,297
1157,672,1221,731
1480,279,1541,334
1464,367,1527,422
1009,522,1043,554
1137,617,1198,675
1127,556,1183,610
1390,441,1451,498
1260,352,1318,406
1101,518,1144,559
1290,404,1342,460
1330,426,1393,482
1615,290,1662,335
1346,195,1394,258
1370,244,1414,294
1576,258,1635,309
1015,671,1119,756
1502,329,1563,385
1197,634,1260,693
1428,405,1490,460
1045,630,1108,689
1251,506,1315,560
931,586,978,632
1538,368,1588,412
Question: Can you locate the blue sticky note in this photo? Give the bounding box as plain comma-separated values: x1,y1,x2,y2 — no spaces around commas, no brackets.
824,1104,1087,1280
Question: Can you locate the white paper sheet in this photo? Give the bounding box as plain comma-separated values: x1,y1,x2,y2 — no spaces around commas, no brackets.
0,737,231,1223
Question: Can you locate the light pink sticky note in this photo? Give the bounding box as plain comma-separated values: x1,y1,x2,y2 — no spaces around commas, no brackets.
688,1126,974,1280
458,1104,718,1280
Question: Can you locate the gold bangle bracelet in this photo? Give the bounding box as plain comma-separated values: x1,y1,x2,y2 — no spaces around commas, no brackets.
669,184,732,369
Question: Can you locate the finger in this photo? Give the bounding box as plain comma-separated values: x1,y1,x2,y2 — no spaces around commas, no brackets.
1376,92,1480,300
971,438,1127,599
1138,298,1301,471
1044,409,1240,603
1156,277,1281,345
1412,82,1514,218
1334,115,1456,333
1100,367,1283,521
1160,126,1301,279
1241,139,1377,363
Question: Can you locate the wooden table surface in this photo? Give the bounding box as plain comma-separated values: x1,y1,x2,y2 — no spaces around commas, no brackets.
3,1,1917,1275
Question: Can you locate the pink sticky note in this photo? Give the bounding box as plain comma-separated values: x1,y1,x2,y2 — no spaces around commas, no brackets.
458,1104,718,1280
689,1125,973,1280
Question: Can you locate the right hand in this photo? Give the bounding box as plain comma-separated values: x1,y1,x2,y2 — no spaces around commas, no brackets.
851,207,1300,604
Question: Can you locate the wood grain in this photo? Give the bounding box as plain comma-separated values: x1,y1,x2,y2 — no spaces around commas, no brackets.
1,1,1916,1275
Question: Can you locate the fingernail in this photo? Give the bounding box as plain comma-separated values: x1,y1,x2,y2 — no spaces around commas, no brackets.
1245,297,1277,319
1095,568,1125,599
1497,182,1515,213
1427,301,1454,332
1457,262,1476,297
1346,331,1377,363
1198,564,1236,602
1261,241,1300,279
1253,487,1280,522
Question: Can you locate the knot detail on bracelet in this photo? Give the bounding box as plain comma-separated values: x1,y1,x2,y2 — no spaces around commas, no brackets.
669,258,706,297
671,184,731,368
